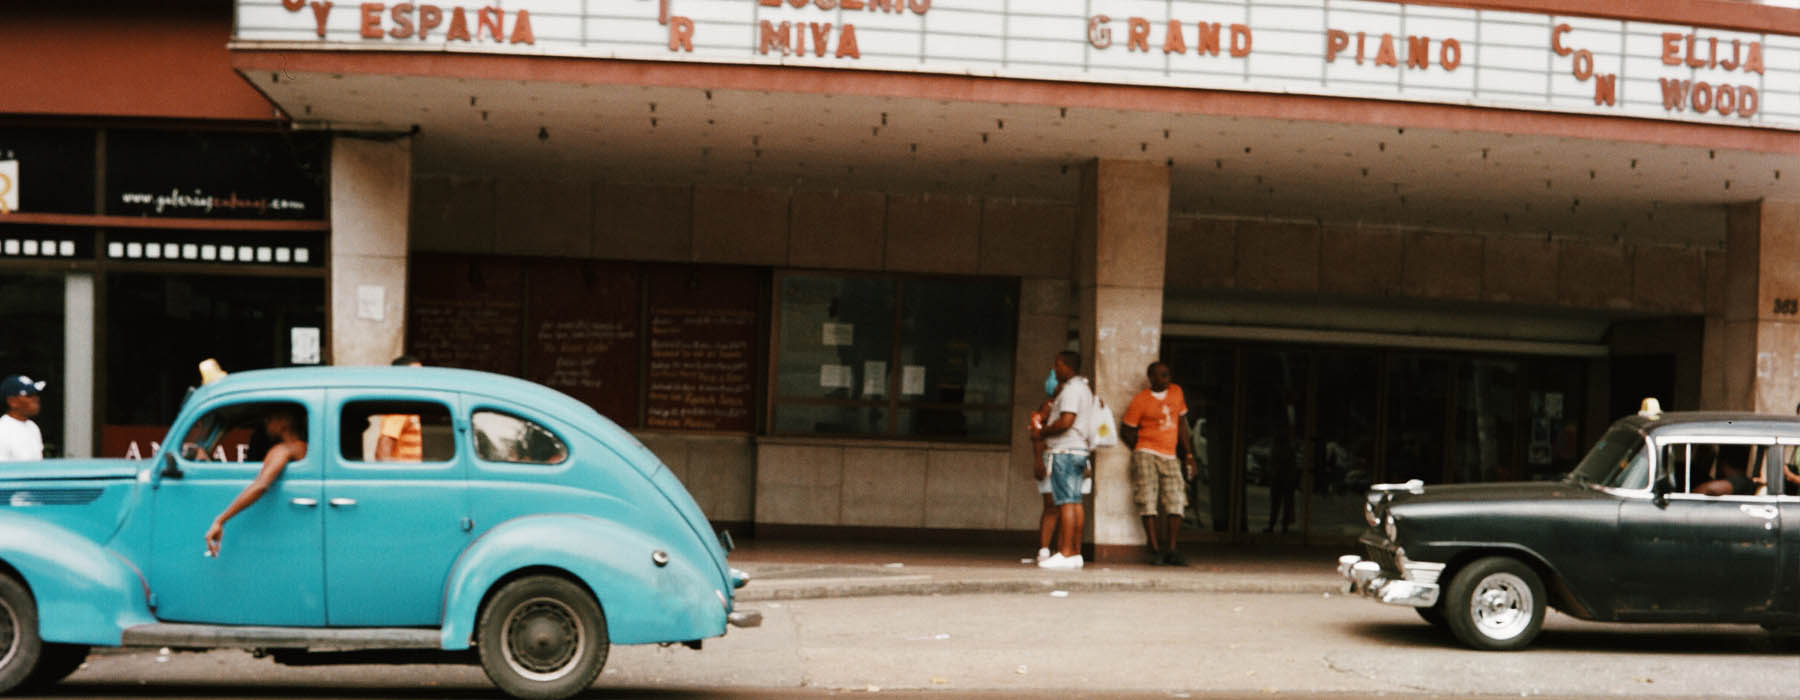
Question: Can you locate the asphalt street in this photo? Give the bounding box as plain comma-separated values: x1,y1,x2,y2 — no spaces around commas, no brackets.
22,591,1799,699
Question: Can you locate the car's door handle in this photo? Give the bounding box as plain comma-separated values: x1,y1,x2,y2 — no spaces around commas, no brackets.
1740,504,1778,520
328,498,358,508
290,497,319,508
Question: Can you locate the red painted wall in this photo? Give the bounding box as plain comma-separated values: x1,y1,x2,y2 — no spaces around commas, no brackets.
3,1,278,122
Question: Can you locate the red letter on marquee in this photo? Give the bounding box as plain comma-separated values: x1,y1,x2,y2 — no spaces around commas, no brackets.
1439,38,1462,71
1127,17,1150,52
1551,24,1571,56
668,16,694,51
1658,78,1689,111
1660,32,1682,66
1228,23,1251,57
1195,22,1221,56
389,4,414,39
1593,74,1616,106
311,1,334,37
360,3,384,38
1325,29,1349,62
417,5,441,39
759,20,791,55
1406,35,1430,69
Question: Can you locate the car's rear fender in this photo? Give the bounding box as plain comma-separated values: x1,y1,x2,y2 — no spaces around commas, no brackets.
438,514,727,650
0,511,155,645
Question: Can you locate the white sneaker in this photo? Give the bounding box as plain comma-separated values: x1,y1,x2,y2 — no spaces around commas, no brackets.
1036,547,1052,563
1038,553,1085,570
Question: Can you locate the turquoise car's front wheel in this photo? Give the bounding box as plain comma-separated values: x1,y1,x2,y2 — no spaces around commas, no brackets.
477,576,609,700
0,574,43,695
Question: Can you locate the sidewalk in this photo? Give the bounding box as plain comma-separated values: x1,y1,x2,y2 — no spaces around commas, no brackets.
726,540,1347,602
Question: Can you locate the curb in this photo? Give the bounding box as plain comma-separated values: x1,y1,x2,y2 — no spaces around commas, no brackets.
735,574,1343,601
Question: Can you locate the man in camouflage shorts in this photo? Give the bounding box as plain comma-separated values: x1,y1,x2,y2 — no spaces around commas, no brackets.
1121,362,1198,566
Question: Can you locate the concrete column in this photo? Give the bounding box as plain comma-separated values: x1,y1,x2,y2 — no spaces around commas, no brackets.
62,273,93,457
328,135,412,366
1076,159,1169,562
1701,200,1800,413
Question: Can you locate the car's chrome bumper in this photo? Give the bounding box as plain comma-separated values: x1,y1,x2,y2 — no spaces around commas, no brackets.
1337,554,1441,608
727,609,763,628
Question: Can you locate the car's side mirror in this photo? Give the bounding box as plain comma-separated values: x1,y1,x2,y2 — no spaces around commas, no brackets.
160,451,184,480
1652,475,1673,507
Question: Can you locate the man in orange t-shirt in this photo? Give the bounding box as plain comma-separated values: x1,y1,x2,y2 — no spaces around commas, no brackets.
377,355,424,462
1121,361,1198,566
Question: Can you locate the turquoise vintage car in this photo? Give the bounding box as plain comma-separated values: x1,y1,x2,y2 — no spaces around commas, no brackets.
0,367,757,700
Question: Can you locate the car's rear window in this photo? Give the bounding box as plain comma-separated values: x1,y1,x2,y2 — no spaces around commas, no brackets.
472,410,567,465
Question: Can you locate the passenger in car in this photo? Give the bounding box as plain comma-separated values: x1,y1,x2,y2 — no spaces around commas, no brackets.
204,406,309,556
1694,446,1755,496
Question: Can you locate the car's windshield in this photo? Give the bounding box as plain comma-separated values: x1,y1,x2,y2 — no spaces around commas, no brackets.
1567,426,1649,489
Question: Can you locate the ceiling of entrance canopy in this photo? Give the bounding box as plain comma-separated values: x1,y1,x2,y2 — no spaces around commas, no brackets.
242,67,1792,248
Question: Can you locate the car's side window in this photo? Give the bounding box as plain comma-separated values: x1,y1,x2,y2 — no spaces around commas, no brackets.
178,400,308,465
1778,445,1800,497
338,400,455,464
471,410,567,465
1660,442,1771,496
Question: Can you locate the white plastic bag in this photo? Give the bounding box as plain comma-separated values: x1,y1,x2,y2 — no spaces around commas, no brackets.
1084,395,1119,450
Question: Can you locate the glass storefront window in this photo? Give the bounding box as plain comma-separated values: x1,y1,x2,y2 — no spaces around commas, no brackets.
1309,350,1379,540
1385,355,1450,484
773,276,896,403
1242,349,1308,535
0,274,65,456
104,274,325,429
772,273,1016,441
104,130,328,220
0,128,96,215
1163,337,1594,544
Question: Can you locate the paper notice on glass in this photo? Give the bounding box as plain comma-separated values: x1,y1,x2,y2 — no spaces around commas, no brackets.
820,364,853,389
290,327,321,365
901,365,926,395
1545,392,1565,420
822,322,854,346
863,361,888,396
0,161,17,213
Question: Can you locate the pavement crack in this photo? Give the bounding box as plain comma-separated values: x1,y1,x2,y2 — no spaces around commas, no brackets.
1321,652,1434,693
785,603,813,686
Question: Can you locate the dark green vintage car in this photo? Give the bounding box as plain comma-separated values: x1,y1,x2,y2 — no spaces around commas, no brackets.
1339,411,1800,650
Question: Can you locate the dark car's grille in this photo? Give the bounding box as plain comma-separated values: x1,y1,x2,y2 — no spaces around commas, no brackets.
0,488,103,506
1363,541,1399,572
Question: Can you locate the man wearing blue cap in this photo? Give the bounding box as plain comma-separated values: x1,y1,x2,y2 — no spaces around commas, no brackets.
0,374,46,461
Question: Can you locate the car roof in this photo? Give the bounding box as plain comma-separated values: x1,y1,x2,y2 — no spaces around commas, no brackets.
187,366,600,424
1615,411,1800,439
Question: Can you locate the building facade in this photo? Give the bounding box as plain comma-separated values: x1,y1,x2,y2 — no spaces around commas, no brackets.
5,0,1800,558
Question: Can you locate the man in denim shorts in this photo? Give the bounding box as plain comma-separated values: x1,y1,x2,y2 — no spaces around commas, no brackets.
1121,361,1197,566
1033,350,1090,570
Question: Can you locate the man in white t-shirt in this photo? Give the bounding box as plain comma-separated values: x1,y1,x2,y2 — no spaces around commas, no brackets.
0,374,47,461
1032,350,1091,570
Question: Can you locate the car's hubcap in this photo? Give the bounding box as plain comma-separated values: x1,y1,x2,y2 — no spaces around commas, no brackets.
502,597,584,682
0,597,17,671
1468,572,1533,640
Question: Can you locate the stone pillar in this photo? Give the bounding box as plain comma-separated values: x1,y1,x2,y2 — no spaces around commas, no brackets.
1076,159,1169,562
1701,200,1800,413
328,135,411,366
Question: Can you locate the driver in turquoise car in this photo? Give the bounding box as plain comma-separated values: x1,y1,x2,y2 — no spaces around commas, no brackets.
204,407,308,557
